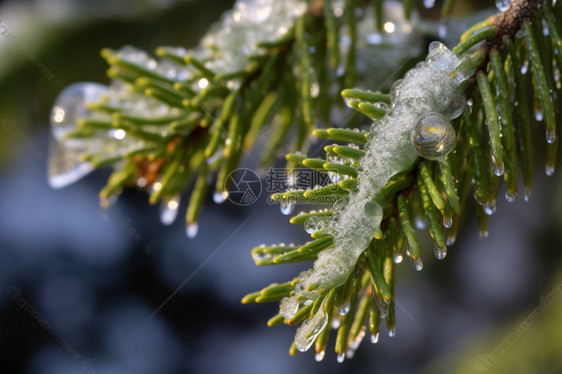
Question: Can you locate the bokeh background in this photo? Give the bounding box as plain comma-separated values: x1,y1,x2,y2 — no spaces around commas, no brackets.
1,0,562,373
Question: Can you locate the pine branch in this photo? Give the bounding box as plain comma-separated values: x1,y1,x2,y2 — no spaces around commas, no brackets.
243,0,562,361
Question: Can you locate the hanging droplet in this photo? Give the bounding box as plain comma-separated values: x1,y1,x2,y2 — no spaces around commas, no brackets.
521,60,529,75
495,0,511,12
415,212,427,229
373,293,390,318
393,251,403,264
337,353,345,363
315,350,325,362
336,296,351,316
535,109,544,122
160,195,181,225
505,190,517,203
370,332,380,344
411,112,456,160
423,0,436,9
483,200,496,216
443,215,453,229
437,22,447,39
304,216,326,234
388,327,396,337
492,157,504,176
186,222,199,238
410,256,423,271
48,82,109,188
546,164,555,176
295,309,328,352
446,232,456,246
546,129,556,144
542,19,549,36
434,243,447,260
524,188,532,202
280,200,294,215
479,229,489,239
213,190,229,204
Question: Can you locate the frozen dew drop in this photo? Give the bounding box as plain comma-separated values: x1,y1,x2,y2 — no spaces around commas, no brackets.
505,190,517,203
213,190,229,204
388,327,396,338
483,200,497,215
411,112,456,160
186,222,199,238
423,0,435,9
315,351,325,362
410,256,423,271
495,0,511,12
434,242,447,260
160,195,181,225
370,332,380,344
280,200,295,215
295,309,328,352
337,353,345,363
546,129,556,144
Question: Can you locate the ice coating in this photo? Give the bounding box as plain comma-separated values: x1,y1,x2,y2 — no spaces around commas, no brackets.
281,42,468,343
201,0,307,74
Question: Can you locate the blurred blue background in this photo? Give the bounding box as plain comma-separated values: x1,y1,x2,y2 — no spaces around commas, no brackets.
1,0,562,373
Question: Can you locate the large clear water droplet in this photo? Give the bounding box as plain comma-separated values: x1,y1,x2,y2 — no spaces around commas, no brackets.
434,242,447,260
410,256,423,271
411,112,456,160
48,82,108,188
280,200,294,215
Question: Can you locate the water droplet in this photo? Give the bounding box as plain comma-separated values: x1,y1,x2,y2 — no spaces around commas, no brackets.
546,164,555,176
479,229,489,239
443,215,453,228
410,256,423,271
388,327,396,337
415,213,427,229
315,351,325,362
535,109,544,122
337,296,351,316
280,200,294,215
160,195,181,225
542,19,549,36
446,233,456,246
521,60,529,75
337,353,345,363
393,252,403,264
304,216,326,234
495,0,511,12
524,188,532,202
423,0,435,8
295,308,329,352
332,318,341,329
186,222,199,238
505,190,517,203
434,243,447,260
546,129,556,144
213,190,229,204
492,157,504,176
438,22,447,39
411,112,456,160
370,333,380,344
483,200,496,215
